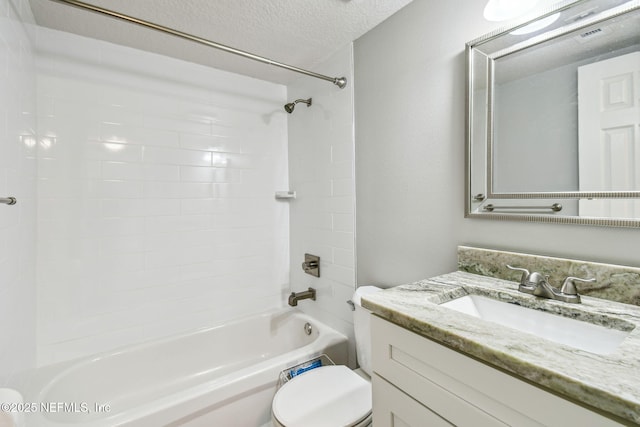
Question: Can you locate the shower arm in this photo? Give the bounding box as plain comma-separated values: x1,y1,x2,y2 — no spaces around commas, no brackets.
47,0,348,89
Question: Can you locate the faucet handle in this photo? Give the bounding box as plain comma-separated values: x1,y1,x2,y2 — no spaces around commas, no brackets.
560,276,596,295
506,265,530,285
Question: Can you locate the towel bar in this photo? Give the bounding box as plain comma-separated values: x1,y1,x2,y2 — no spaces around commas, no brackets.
483,203,562,212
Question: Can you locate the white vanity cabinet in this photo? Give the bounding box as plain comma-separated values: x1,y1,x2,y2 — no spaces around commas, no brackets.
371,315,624,427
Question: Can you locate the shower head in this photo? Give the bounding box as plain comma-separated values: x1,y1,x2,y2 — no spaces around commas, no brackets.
284,98,312,114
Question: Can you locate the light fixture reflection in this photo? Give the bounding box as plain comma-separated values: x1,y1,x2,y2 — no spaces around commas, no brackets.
212,153,228,167
510,12,560,35
20,135,37,148
40,137,56,149
104,142,126,152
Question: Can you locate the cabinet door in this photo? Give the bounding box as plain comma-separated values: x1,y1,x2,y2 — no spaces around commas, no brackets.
371,316,624,427
373,374,453,427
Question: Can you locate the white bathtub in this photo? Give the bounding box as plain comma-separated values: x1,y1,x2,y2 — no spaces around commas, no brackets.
26,309,348,427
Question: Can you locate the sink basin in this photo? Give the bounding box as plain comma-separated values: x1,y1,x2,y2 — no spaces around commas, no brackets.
440,294,630,355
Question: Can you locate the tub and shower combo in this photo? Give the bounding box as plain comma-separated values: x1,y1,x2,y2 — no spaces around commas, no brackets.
25,309,347,427
13,2,354,426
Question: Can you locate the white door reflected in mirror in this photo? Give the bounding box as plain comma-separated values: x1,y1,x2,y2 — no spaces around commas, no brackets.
578,51,640,219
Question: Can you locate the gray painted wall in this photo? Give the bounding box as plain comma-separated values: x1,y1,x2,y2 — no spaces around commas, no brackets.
494,63,578,193
354,0,640,288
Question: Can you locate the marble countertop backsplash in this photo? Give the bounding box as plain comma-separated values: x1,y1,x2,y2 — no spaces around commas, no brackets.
362,247,640,425
458,246,640,306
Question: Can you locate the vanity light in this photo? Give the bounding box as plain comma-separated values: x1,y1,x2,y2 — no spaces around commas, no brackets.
484,0,560,35
483,0,538,21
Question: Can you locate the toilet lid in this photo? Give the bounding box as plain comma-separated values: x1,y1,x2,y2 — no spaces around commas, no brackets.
272,365,371,427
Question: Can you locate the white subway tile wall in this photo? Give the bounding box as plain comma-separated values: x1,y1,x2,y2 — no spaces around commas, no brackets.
35,28,290,365
0,0,37,381
287,45,357,366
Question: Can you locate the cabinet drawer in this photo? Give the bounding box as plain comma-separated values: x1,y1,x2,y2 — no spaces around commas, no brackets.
373,373,453,427
371,315,623,427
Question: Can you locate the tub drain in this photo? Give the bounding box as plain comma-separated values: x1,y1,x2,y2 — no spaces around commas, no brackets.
304,322,312,335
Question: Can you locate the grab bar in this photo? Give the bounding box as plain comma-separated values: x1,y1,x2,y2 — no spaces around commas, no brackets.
0,197,16,205
483,203,562,212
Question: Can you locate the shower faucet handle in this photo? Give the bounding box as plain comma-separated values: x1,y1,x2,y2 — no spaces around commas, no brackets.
302,260,318,269
302,253,320,277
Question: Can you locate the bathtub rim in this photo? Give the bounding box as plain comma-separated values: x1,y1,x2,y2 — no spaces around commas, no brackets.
27,307,315,391
24,307,348,427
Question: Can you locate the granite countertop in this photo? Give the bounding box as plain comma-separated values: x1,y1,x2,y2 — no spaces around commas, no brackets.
362,271,640,425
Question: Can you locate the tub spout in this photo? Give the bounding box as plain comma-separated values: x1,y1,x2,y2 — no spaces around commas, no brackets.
288,288,316,306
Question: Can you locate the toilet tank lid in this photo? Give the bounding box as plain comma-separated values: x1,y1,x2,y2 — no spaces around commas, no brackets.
352,286,382,306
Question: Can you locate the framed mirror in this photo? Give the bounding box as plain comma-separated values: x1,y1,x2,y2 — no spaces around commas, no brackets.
466,0,640,227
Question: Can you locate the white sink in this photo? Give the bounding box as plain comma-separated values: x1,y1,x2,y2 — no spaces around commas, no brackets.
440,294,630,355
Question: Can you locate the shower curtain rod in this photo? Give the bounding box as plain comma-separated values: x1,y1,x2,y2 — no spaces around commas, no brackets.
48,0,347,89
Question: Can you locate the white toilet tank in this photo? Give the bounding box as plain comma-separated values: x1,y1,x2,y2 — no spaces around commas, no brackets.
352,286,382,376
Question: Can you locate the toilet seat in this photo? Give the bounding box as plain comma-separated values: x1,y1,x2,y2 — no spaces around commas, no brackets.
272,365,372,427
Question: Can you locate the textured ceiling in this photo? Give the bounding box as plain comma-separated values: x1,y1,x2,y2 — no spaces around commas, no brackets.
28,0,413,85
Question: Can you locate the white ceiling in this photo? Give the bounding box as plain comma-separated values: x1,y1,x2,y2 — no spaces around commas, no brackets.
28,0,413,85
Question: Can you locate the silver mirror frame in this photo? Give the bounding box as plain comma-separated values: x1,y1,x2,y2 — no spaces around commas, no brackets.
465,0,640,228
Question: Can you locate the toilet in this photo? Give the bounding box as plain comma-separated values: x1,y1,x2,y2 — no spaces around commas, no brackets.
271,286,382,427
0,389,24,427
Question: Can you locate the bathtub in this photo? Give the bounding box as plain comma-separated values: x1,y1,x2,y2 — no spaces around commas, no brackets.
25,309,348,427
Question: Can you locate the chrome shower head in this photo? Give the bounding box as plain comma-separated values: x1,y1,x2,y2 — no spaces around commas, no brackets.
284,102,296,113
284,98,312,114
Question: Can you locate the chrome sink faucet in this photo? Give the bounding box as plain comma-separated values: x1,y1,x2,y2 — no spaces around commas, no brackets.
506,265,595,304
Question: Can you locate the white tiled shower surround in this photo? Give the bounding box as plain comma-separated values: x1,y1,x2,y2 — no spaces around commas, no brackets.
0,0,37,383
287,45,357,367
35,28,290,365
0,0,356,373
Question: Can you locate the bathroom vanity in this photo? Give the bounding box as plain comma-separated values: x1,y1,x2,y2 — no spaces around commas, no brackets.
362,248,640,426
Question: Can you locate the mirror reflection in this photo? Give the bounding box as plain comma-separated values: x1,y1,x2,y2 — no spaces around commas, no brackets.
467,0,640,226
